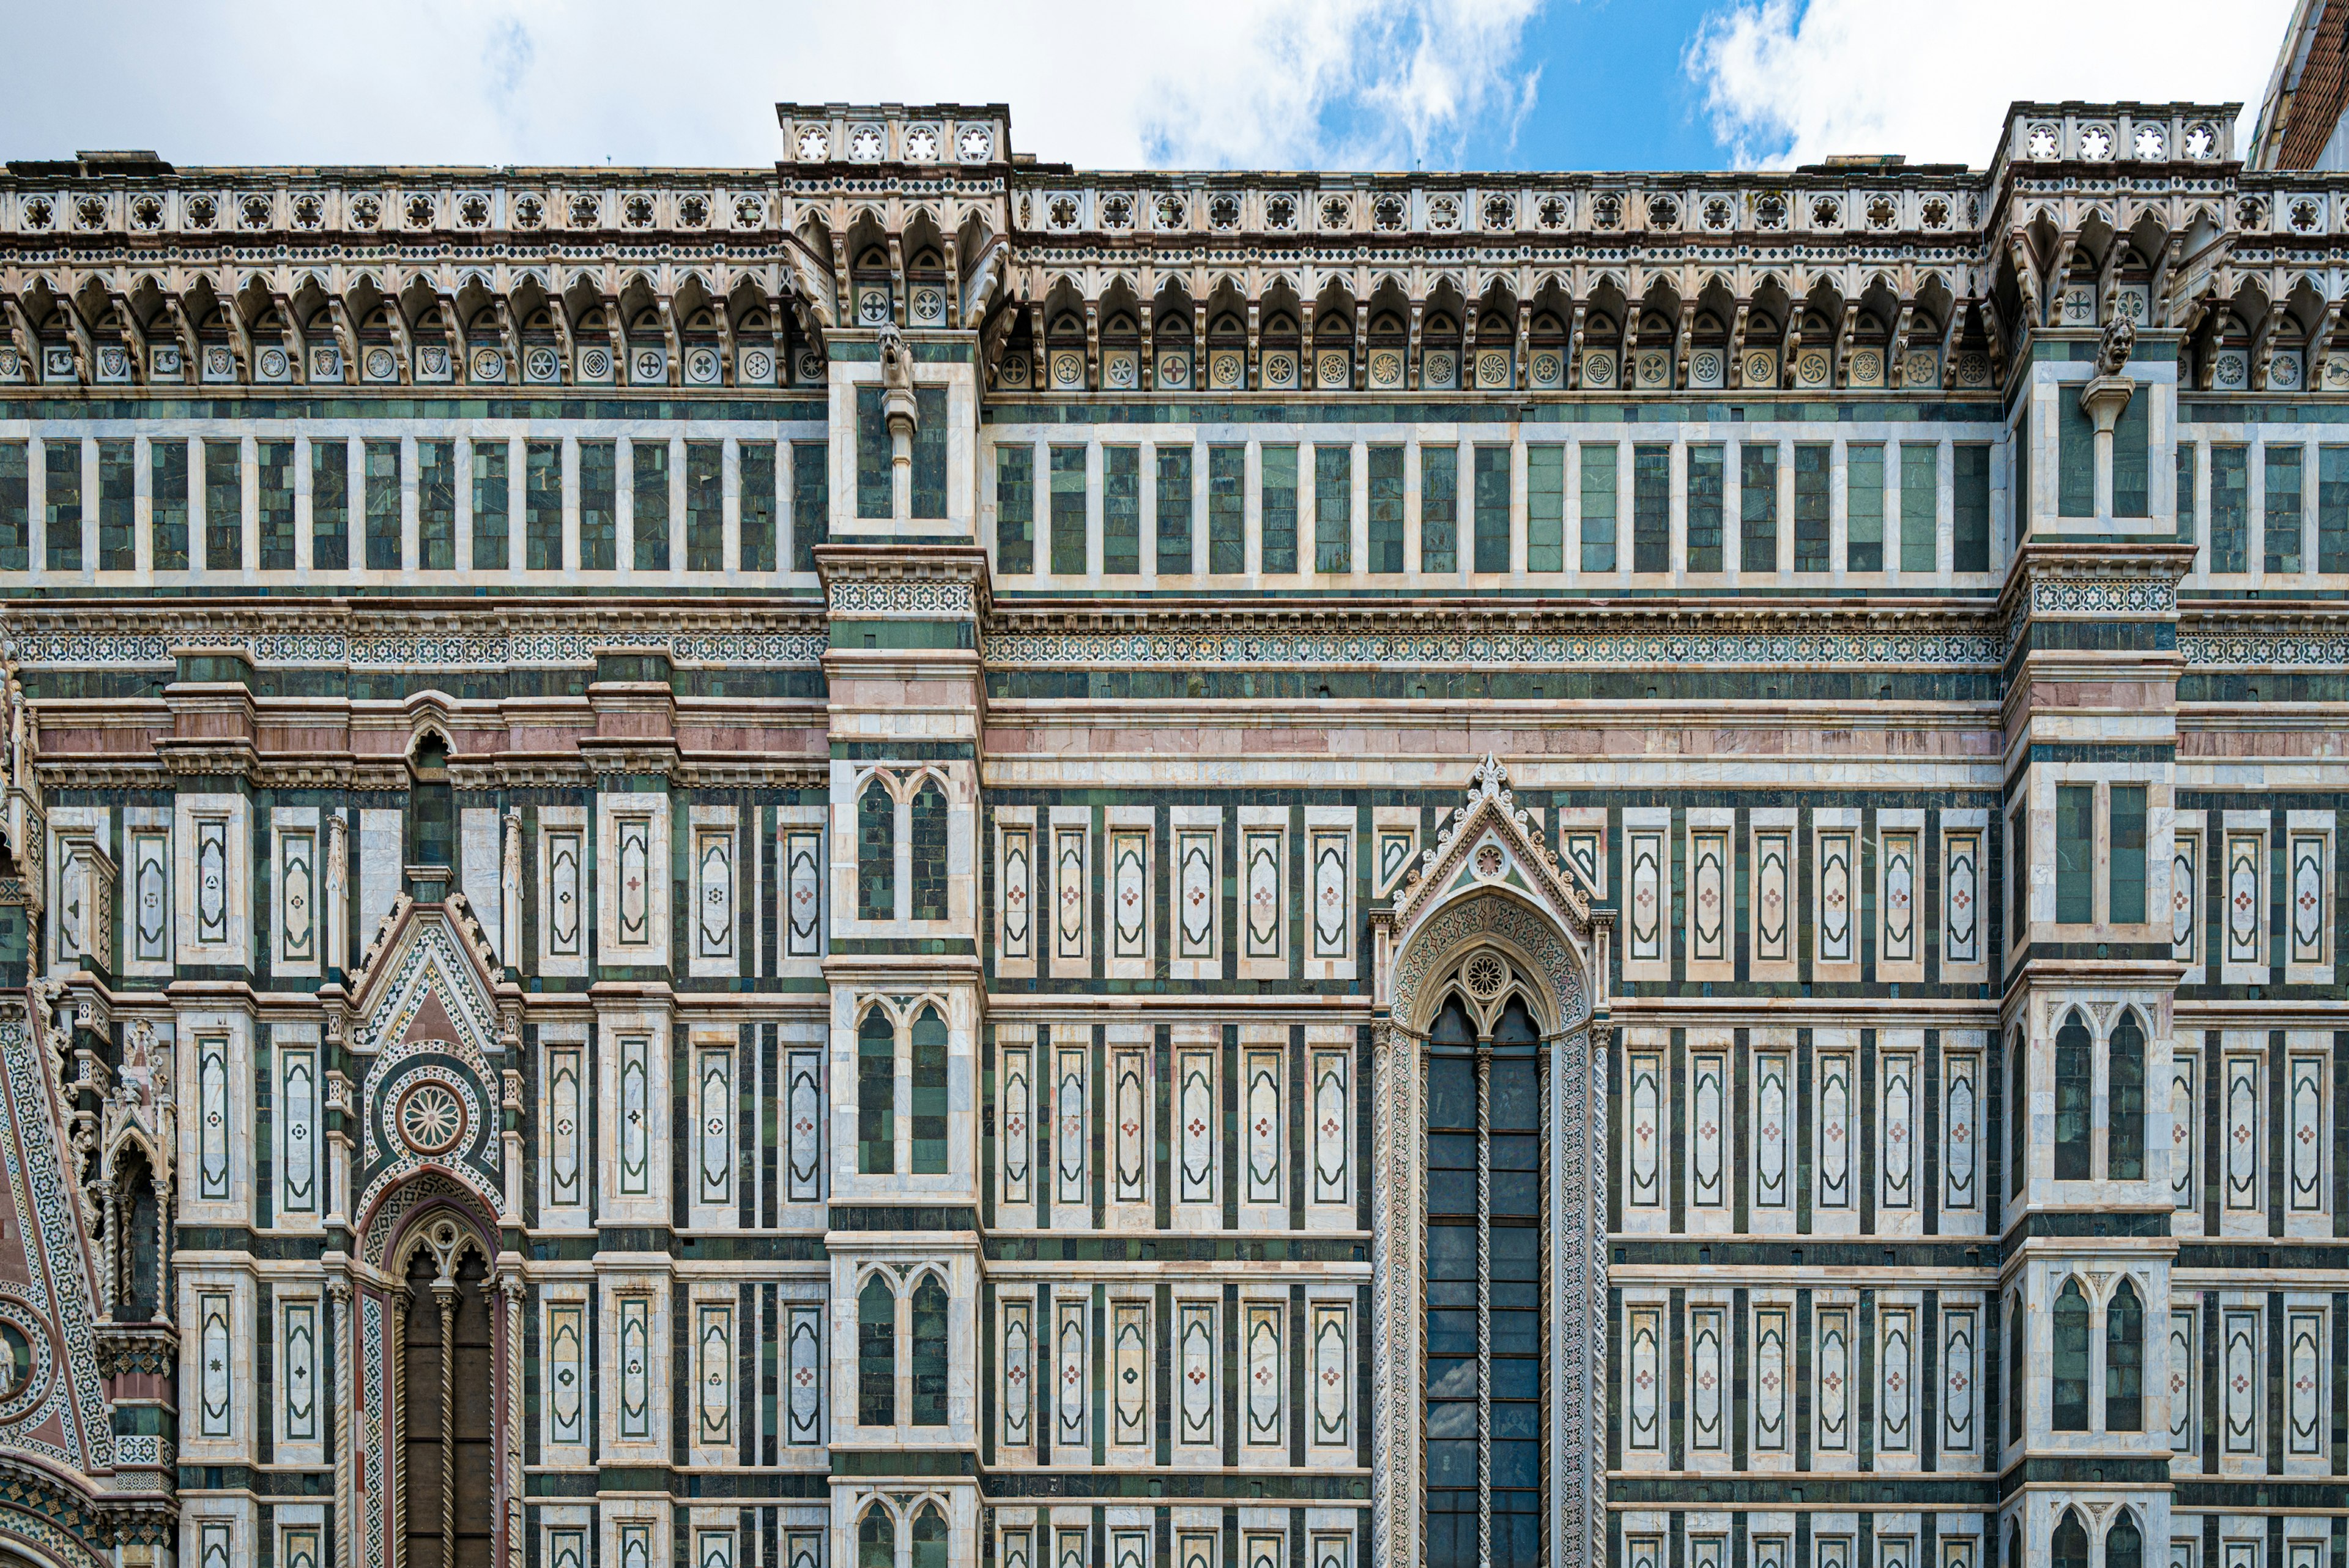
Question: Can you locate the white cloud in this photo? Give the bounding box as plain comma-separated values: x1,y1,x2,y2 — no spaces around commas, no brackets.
1683,0,2296,169
0,0,1542,172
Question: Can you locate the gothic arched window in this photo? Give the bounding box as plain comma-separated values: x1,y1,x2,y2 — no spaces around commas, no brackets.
910,778,948,920
2055,1010,2093,1180
858,776,896,920
911,1274,949,1427
859,1009,897,1175
859,1507,896,1568
912,1506,949,1568
2053,1277,2091,1430
2109,1011,2145,1179
1422,953,1546,1568
2106,1277,2143,1431
910,1005,948,1175
859,1276,897,1426
2107,1513,2142,1568
2053,1511,2090,1568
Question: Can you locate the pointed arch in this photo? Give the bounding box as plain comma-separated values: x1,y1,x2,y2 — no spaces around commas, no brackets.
910,1273,950,1427
2109,1009,2147,1179
2055,1008,2093,1180
911,1504,950,1568
2053,1276,2091,1429
2053,1510,2090,1568
2106,1275,2144,1431
858,1008,897,1175
910,775,949,921
910,1003,949,1175
858,774,896,920
858,1501,898,1568
858,1275,897,1427
2106,1510,2143,1568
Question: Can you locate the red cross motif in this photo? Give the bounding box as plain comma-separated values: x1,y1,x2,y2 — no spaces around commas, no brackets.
1063,1364,1082,1388
1189,1366,1208,1388
1322,1113,1341,1138
1188,1117,1207,1140
1950,1123,1970,1145
1884,1369,1906,1395
1822,1369,1844,1397
1948,1370,1969,1394
1006,1364,1026,1389
1635,1367,1655,1395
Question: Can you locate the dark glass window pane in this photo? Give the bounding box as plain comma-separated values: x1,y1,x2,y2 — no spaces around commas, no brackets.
1686,444,1723,572
153,440,190,571
1846,443,1883,572
1425,1356,1477,1398
2006,1296,2025,1441
0,443,24,571
685,441,723,572
631,440,671,571
858,779,895,921
1209,446,1246,573
2109,1011,2145,1181
1490,1056,1538,1129
578,440,615,570
2008,1033,2027,1195
1050,445,1086,575
2114,385,2150,516
1425,1439,1478,1486
1370,445,1406,573
470,440,507,571
1427,1057,1475,1128
1526,445,1564,571
2056,784,2094,924
1261,444,1297,573
910,780,948,921
1425,1227,1477,1281
1428,1169,1474,1214
43,441,83,571
791,441,829,572
1425,1310,1477,1354
1633,444,1669,573
911,1006,948,1176
1954,443,1992,571
1316,444,1352,573
1155,445,1192,574
2058,393,2095,517
1795,442,1831,572
996,444,1034,574
2321,446,2349,574
858,1011,896,1176
860,1509,896,1568
208,438,243,572
363,439,399,571
417,439,453,570
2107,1518,2142,1568
2105,1279,2143,1430
2266,445,2303,574
858,1276,896,1423
2177,443,2199,546
98,438,136,570
1489,1171,1538,1214
2052,1514,2088,1568
1740,442,1776,572
911,387,947,518
1422,445,1458,573
2052,1281,2090,1430
739,442,777,571
1898,442,1935,573
912,1509,948,1568
1104,445,1140,574
1474,444,1510,573
2109,784,2147,924
1488,1440,1539,1487
1580,443,1615,572
526,442,562,570
2211,445,2247,573
856,386,891,518
2055,1010,2092,1181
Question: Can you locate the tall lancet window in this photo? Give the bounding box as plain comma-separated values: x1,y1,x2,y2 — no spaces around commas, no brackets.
1424,948,1546,1568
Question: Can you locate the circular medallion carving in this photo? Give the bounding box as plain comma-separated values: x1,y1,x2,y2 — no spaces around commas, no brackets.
396,1080,467,1156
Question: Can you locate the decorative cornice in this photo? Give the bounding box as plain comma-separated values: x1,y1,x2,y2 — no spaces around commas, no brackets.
817,543,992,621
0,605,828,672
987,602,2000,669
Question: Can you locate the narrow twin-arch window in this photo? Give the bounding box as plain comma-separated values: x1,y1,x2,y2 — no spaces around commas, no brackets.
861,1505,949,1568
857,772,950,921
858,1005,951,1176
2053,1006,2146,1183
2050,1507,2139,1568
856,1274,950,1429
2051,1274,2143,1433
2054,782,2149,926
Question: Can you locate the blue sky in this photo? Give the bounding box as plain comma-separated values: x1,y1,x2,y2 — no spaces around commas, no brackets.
0,0,2301,174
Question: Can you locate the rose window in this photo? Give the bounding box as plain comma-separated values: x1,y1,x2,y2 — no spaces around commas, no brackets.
396,1080,467,1156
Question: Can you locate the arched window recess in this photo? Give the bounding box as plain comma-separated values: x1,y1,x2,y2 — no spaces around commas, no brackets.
1420,943,1550,1568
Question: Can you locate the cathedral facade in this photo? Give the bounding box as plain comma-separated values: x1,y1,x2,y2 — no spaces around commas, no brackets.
0,94,2339,1568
